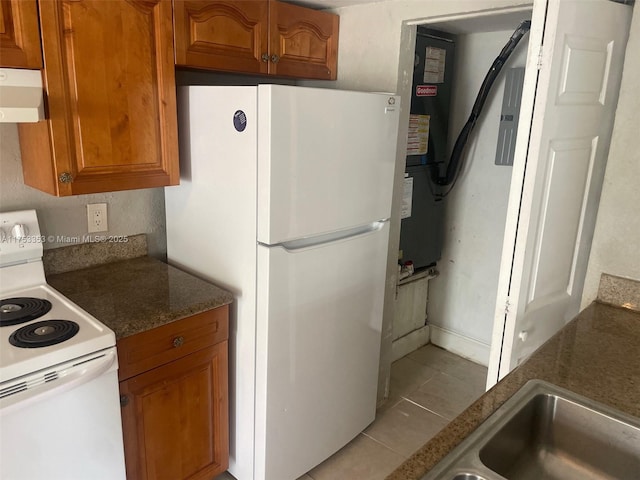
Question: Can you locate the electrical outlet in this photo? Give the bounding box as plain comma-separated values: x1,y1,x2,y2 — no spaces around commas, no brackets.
87,203,108,233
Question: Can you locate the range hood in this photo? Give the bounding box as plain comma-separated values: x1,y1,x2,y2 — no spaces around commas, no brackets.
0,68,44,123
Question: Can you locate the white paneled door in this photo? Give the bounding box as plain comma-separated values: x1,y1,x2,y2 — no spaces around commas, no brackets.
488,0,632,385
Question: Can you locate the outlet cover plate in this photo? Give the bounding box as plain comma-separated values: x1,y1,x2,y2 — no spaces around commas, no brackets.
87,203,108,233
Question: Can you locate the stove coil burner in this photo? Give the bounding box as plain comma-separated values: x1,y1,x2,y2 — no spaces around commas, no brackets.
0,298,53,327
9,320,79,348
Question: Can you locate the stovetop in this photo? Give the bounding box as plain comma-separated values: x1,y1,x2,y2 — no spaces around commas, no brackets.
0,209,116,384
1,297,53,327
0,284,115,383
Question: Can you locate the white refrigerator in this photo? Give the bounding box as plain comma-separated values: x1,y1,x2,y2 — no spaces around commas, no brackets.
165,85,400,480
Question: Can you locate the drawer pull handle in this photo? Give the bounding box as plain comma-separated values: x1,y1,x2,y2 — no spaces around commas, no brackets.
173,336,184,348
120,395,129,407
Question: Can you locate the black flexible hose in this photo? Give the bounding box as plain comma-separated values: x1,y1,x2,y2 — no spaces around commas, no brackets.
431,20,532,189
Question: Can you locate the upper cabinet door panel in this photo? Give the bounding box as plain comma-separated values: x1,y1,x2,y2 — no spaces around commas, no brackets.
174,0,269,74
0,0,42,68
269,0,338,80
36,0,178,195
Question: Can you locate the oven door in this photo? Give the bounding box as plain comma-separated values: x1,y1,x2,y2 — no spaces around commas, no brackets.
0,347,126,480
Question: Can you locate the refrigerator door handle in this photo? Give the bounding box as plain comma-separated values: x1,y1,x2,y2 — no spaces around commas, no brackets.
264,220,389,252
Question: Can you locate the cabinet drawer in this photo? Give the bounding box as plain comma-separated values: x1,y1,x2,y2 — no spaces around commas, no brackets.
117,306,228,381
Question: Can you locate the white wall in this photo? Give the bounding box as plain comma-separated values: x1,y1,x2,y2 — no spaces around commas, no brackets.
304,0,533,402
0,124,167,257
582,6,640,306
428,30,528,365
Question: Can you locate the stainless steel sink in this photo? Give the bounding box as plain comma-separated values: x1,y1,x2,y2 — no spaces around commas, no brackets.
422,380,640,480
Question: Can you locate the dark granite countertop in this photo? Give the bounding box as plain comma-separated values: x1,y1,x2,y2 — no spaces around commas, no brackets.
48,256,234,339
387,302,640,480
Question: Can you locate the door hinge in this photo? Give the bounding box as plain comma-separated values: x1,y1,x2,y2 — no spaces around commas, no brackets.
536,46,544,70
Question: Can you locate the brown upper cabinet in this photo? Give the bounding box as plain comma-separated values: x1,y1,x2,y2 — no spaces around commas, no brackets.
13,0,338,197
0,0,42,69
18,0,179,196
174,0,339,80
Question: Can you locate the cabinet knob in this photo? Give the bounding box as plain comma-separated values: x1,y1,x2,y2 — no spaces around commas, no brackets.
58,172,73,183
261,53,269,63
173,336,184,348
270,54,280,64
120,394,129,407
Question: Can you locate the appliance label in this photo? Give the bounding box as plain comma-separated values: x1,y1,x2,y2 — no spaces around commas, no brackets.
416,85,438,97
406,114,430,156
233,110,247,132
423,46,446,83
401,175,413,219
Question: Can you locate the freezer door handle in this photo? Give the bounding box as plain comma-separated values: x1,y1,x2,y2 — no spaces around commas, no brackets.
268,220,388,252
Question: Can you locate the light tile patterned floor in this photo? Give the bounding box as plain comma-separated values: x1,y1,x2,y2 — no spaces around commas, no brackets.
216,344,487,480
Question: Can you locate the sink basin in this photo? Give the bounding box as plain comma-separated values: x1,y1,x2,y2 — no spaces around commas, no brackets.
422,380,640,480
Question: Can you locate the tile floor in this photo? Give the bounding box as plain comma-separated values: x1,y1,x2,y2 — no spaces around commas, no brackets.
216,344,487,480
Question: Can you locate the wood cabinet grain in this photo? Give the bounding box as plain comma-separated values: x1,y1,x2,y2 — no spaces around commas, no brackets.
117,308,228,382
269,0,339,80
18,0,179,196
174,0,339,80
118,306,229,480
174,0,269,74
0,0,42,68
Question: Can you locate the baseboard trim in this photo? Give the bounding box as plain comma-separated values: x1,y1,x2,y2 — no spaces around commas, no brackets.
429,325,490,366
391,325,430,362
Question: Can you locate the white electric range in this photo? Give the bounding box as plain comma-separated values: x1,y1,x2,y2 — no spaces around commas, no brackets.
0,209,126,480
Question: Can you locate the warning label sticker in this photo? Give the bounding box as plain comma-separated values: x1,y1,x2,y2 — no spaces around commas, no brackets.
401,175,413,219
423,46,446,84
406,114,430,156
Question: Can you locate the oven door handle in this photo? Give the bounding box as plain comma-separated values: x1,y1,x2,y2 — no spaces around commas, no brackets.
0,348,117,416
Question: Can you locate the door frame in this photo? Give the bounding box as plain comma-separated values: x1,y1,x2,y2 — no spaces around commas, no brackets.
484,0,549,387
378,2,540,404
399,3,545,390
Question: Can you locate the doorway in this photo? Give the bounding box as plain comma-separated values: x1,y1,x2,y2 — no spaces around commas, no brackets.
393,8,534,394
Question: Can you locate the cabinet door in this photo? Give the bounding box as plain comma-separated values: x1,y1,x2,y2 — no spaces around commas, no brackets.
174,0,269,74
0,0,42,68
120,342,229,480
18,0,179,196
269,0,338,80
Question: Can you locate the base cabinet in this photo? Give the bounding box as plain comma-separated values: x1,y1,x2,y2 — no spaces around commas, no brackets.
117,307,229,480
